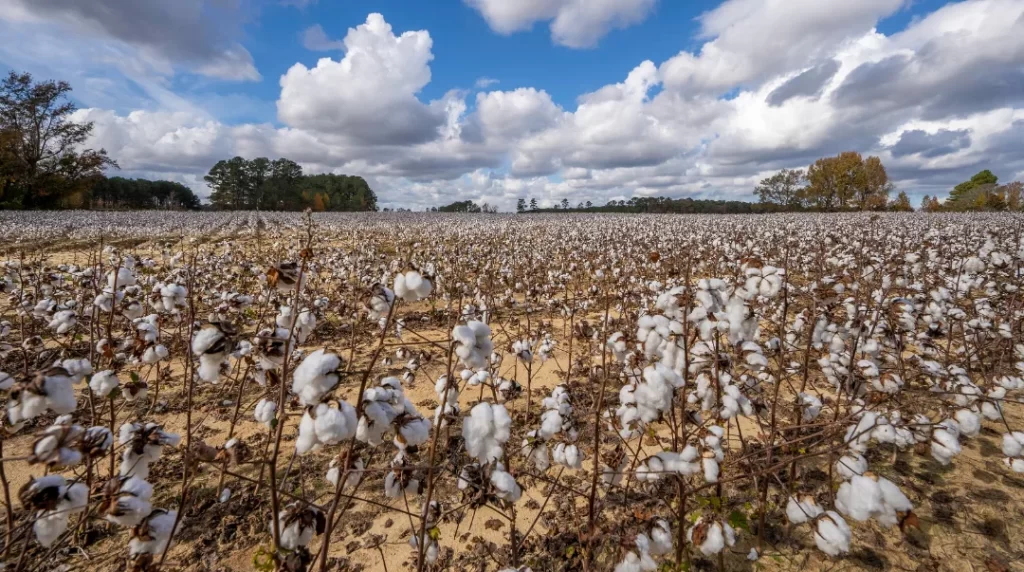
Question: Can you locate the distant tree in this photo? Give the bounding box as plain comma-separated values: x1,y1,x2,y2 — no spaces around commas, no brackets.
921,195,942,212
949,170,998,202
0,71,116,208
889,191,913,212
529,198,538,211
560,198,569,210
437,200,481,213
585,200,592,208
805,152,890,211
755,168,805,207
516,198,526,213
1004,181,1022,210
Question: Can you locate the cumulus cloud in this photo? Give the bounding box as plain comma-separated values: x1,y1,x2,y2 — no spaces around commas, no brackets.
0,0,260,81
464,0,658,48
278,13,444,145
57,3,1024,210
661,0,902,94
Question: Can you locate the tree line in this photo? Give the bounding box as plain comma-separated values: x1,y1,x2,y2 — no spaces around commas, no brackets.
754,151,908,211
204,157,377,211
1,71,377,212
920,170,1023,212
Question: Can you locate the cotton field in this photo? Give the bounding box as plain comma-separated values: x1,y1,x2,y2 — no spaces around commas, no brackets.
0,211,1022,571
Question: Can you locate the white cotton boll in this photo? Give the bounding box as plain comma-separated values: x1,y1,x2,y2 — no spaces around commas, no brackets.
835,452,867,479
327,457,364,491
296,411,319,455
313,402,358,445
814,511,851,556
48,310,77,334
142,344,169,364
394,271,432,302
463,402,511,463
799,392,822,422
1001,432,1024,457
1004,458,1024,472
786,496,823,524
89,370,120,398
292,349,342,406
120,449,151,480
687,520,735,556
129,509,177,555
877,477,913,527
613,551,648,572
539,409,564,440
649,519,673,556
35,512,69,547
219,488,231,503
836,475,883,522
553,443,583,469
197,354,224,384
105,477,153,527
190,326,223,355
107,267,136,289
43,374,77,415
396,416,431,449
409,535,439,565
0,371,12,390
954,409,980,437
931,426,961,465
490,466,523,503
254,399,277,428
702,455,719,483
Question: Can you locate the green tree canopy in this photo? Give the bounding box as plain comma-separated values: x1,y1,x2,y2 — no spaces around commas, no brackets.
0,71,116,208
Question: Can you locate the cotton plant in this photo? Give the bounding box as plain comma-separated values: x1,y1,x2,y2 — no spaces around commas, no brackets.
119,422,181,479
191,321,237,383
21,475,89,547
276,305,316,344
7,364,79,429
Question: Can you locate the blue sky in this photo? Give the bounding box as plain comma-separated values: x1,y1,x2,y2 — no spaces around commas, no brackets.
2,0,1022,210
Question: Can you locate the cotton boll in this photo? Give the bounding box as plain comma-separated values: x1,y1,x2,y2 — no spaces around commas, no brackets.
553,442,583,469
394,270,432,302
814,511,851,556
877,477,913,527
490,465,522,503
954,409,980,437
702,453,719,483
786,495,823,524
292,349,343,406
314,402,358,445
129,509,178,556
1004,457,1024,472
463,402,511,463
834,452,867,479
687,519,735,556
296,410,319,455
1001,432,1024,457
930,424,962,465
104,477,154,527
648,519,673,556
89,370,120,398
326,456,364,492
836,475,883,522
254,398,277,428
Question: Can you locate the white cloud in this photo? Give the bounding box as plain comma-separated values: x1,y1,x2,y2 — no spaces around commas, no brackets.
0,0,260,82
465,0,658,48
56,3,1024,210
661,0,902,94
278,13,443,145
